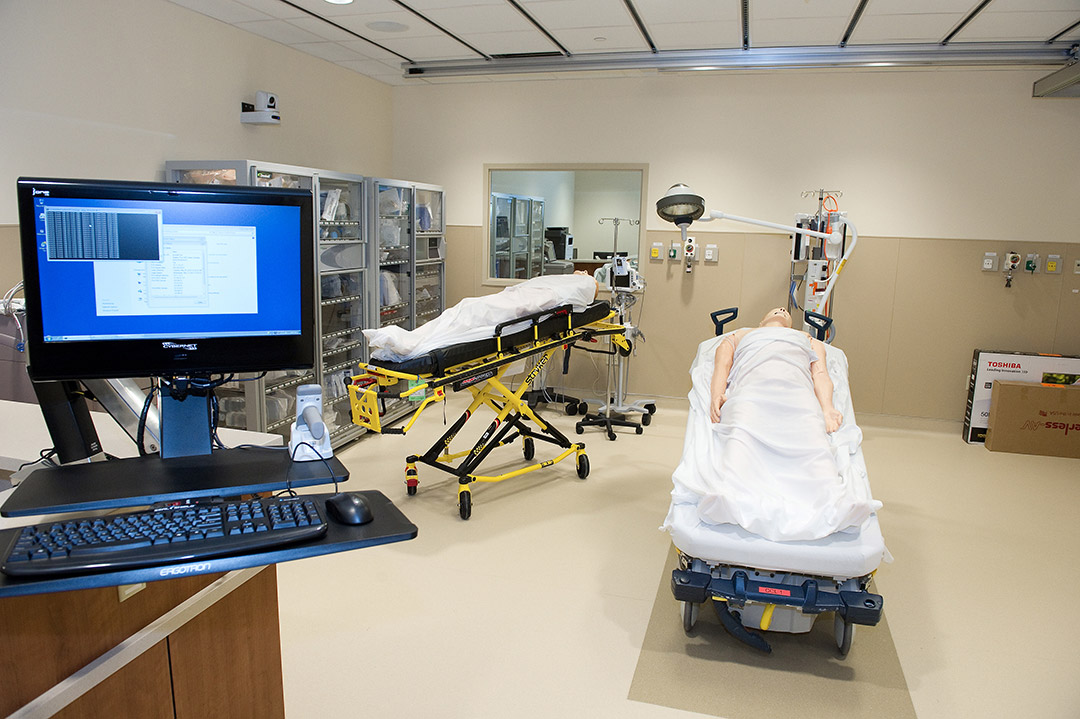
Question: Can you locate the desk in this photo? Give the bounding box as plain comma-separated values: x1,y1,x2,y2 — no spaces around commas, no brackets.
0,491,418,716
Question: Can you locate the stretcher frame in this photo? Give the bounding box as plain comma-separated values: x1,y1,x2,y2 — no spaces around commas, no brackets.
348,304,628,519
668,307,883,656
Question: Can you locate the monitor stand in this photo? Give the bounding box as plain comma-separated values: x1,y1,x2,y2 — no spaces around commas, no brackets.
160,391,212,459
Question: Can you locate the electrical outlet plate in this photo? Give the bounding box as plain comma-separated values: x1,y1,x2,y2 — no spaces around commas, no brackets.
1046,254,1061,274
982,252,998,272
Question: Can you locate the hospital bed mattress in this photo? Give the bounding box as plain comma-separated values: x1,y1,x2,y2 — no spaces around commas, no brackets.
668,502,886,579
369,300,611,376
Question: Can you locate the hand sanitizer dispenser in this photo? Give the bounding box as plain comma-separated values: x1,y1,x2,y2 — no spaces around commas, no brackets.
290,384,333,461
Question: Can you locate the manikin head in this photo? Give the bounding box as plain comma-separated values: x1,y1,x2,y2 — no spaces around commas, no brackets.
759,307,793,328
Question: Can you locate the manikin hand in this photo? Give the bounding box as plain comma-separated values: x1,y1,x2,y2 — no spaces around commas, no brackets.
710,392,727,424
824,408,843,434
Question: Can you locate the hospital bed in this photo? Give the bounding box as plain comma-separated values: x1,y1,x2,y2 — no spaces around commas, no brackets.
664,309,888,656
348,301,628,519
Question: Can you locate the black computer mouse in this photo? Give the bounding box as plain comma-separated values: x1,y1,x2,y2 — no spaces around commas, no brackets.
325,492,374,525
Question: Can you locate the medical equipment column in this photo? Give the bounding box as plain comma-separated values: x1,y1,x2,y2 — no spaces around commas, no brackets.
413,183,446,329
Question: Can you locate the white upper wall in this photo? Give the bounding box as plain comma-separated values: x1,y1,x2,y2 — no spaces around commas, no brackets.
0,0,394,225
391,69,1080,242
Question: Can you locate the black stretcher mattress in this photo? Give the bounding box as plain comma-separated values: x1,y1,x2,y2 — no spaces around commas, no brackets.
369,301,611,376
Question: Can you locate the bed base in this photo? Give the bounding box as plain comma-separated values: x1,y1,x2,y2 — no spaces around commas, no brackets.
348,306,627,519
671,551,882,657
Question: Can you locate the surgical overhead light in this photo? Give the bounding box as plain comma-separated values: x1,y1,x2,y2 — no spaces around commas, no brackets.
655,183,858,312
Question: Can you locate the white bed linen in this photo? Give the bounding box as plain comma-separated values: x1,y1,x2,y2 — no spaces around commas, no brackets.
663,332,882,543
364,274,598,363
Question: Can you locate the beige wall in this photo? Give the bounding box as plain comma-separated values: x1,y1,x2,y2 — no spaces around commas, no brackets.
445,223,1080,421
401,67,1079,422
0,0,394,225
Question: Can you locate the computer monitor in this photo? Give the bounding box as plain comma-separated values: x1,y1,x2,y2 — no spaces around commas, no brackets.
17,177,315,459
18,177,315,381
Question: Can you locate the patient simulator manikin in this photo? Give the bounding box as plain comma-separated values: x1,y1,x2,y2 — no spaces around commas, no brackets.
364,272,600,363
710,307,843,432
672,306,880,542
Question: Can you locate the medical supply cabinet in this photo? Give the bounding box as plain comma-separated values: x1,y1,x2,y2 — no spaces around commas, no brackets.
368,178,446,424
490,193,544,280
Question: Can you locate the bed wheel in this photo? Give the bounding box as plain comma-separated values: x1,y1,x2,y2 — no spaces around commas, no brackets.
523,437,535,460
645,403,657,415
577,401,589,415
834,613,855,657
634,426,643,435
576,454,590,479
641,413,652,427
458,491,472,520
575,423,584,435
682,601,699,632
565,402,578,416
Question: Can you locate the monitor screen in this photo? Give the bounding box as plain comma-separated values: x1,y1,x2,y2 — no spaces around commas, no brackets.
17,177,315,381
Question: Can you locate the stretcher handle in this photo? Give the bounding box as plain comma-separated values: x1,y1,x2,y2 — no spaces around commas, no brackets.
710,307,739,336
804,311,833,341
493,303,573,337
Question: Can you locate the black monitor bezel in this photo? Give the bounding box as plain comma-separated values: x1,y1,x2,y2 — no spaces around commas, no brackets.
17,177,316,381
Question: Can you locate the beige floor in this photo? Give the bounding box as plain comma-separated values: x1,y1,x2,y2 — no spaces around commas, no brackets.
276,394,1080,719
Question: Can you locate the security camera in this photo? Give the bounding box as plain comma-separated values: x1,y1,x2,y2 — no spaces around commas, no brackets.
255,91,277,111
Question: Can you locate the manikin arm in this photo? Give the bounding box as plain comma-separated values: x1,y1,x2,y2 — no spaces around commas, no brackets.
810,339,843,433
709,333,741,423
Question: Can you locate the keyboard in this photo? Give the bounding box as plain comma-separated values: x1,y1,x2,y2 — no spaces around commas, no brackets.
1,497,327,578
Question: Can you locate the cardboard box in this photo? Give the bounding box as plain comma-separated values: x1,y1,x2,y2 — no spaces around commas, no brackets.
985,381,1080,459
963,349,1080,443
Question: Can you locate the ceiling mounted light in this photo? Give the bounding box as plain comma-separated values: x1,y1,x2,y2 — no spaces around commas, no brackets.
367,21,410,33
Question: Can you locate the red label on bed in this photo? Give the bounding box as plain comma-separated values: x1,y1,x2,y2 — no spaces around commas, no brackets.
759,586,792,597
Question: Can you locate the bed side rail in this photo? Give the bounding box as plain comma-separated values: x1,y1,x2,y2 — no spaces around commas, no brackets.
671,567,883,626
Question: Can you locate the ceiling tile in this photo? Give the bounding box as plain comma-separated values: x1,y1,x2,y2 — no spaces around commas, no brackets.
167,0,272,23
230,0,308,20
557,26,650,54
633,0,738,26
332,11,443,38
751,17,850,47
285,16,365,42
290,41,367,62
235,18,326,44
649,21,742,51
750,0,857,22
457,29,564,56
849,13,968,44
955,10,1080,42
376,34,487,61
518,0,634,30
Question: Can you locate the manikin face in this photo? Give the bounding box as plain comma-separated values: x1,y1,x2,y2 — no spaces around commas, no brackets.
759,307,792,328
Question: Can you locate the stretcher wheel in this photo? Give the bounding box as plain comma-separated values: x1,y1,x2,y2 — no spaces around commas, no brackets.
406,484,417,496
834,613,855,657
565,402,578,416
576,454,589,479
575,423,584,435
577,401,588,415
523,437,535,460
459,491,472,520
634,426,643,435
607,431,617,441
645,403,657,415
682,601,699,632
641,413,652,427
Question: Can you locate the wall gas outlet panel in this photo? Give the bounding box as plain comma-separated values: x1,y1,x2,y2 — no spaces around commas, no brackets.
1025,253,1040,273
650,242,664,260
1045,254,1061,274
669,241,681,260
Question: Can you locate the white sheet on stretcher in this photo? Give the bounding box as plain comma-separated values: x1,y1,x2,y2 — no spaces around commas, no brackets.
364,274,598,363
662,330,889,577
